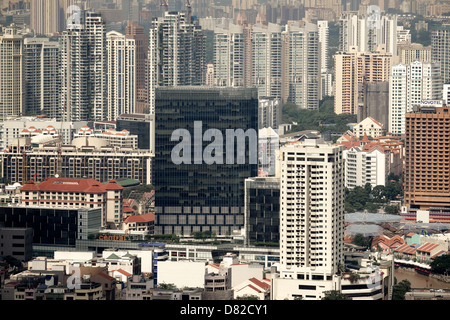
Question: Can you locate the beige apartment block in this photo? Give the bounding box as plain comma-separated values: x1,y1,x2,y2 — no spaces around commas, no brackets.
334,45,392,115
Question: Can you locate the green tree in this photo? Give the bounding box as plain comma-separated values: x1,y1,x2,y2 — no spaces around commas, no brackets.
384,205,399,215
392,279,411,300
322,290,351,300
353,234,373,249
430,254,450,275
157,283,177,290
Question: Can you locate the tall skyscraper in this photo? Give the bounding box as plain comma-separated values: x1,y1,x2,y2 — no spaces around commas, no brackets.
213,23,245,87
125,20,149,114
431,25,450,85
30,0,61,35
334,45,392,115
389,61,442,135
148,11,206,114
24,37,61,119
60,11,107,121
252,23,282,100
339,13,397,56
404,105,450,211
282,22,319,110
317,20,329,74
272,139,346,299
106,30,136,121
153,87,258,236
0,26,25,121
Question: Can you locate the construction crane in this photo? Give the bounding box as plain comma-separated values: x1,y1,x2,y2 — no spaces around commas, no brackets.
160,0,168,11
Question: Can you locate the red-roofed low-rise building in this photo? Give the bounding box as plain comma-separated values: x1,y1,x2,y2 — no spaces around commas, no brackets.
394,243,419,259
416,242,446,263
19,177,123,227
123,213,155,234
372,235,405,254
233,277,271,300
353,116,384,139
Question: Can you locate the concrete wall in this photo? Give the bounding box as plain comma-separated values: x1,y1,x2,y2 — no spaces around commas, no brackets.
157,261,206,289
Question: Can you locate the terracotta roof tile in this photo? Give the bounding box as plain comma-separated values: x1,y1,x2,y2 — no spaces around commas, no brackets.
124,213,155,223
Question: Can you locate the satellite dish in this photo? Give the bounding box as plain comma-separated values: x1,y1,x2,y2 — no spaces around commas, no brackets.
55,174,59,178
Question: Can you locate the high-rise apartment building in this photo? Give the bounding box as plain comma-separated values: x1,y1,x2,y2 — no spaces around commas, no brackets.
251,23,282,100
0,26,25,121
106,30,136,121
148,11,206,114
1,138,152,185
30,0,60,35
60,11,107,122
334,45,392,115
153,87,258,236
317,20,329,74
205,62,214,86
396,42,431,65
357,81,389,128
272,139,346,299
125,20,149,114
339,13,397,56
282,22,319,110
443,84,450,105
404,106,450,211
343,146,388,189
213,23,245,87
23,37,61,119
431,25,450,85
389,61,442,135
258,97,281,130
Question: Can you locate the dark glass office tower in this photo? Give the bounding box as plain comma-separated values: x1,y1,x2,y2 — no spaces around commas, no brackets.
116,113,154,150
154,87,259,235
244,177,280,245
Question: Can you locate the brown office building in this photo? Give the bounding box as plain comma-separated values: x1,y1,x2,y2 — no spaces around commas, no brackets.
404,105,450,210
126,20,149,114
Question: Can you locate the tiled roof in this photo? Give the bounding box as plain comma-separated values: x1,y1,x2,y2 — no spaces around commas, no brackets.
372,235,404,248
106,253,121,260
395,243,418,255
431,251,446,259
367,116,383,128
115,269,131,277
248,278,270,290
21,178,106,193
97,272,115,281
417,243,440,253
124,213,155,223
104,179,124,191
20,178,123,194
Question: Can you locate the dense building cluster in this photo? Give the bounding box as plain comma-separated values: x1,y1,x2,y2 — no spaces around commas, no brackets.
0,0,449,302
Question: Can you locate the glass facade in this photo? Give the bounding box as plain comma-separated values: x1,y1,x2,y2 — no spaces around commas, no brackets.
245,177,280,245
154,87,258,235
0,206,101,247
116,114,153,150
